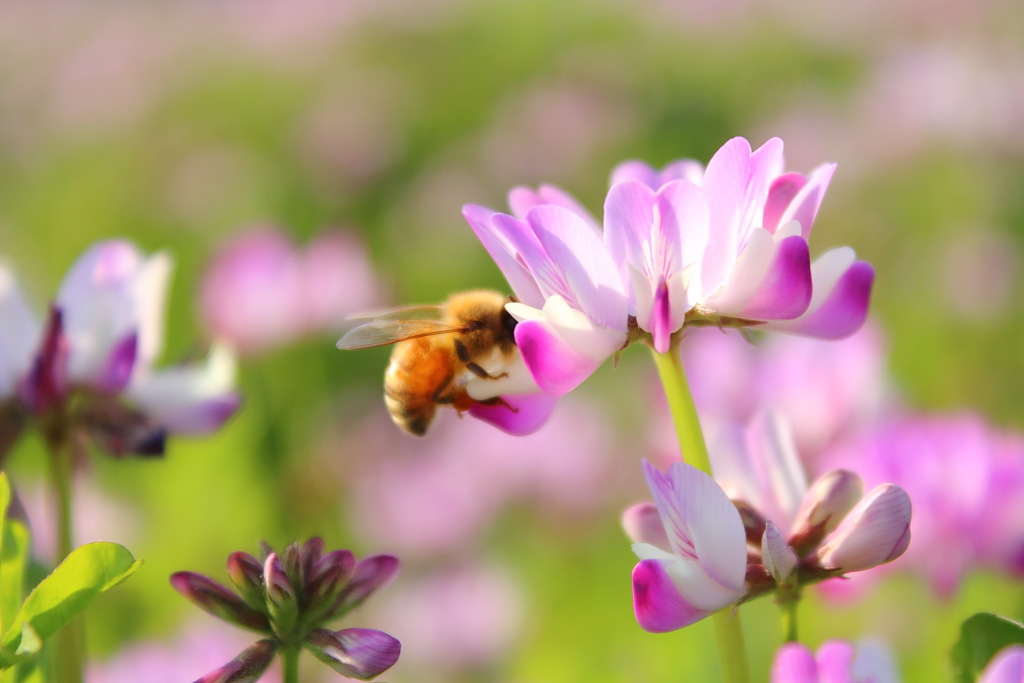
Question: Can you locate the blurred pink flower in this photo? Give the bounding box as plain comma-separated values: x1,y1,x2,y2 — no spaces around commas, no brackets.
200,227,383,355
366,562,524,680
981,646,1024,683
343,397,615,556
87,620,281,683
821,413,1024,598
771,639,899,683
2,240,238,459
677,321,891,464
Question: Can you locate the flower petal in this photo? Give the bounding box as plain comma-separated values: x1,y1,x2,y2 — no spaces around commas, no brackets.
305,628,401,680
766,249,874,339
622,502,670,549
771,642,818,683
126,343,239,434
631,558,715,632
467,392,559,435
980,645,1024,683
525,204,628,330
816,640,857,683
776,163,837,240
508,184,598,227
332,554,400,618
194,640,278,683
511,297,624,395
463,205,545,307
0,262,41,397
763,172,809,235
641,460,747,595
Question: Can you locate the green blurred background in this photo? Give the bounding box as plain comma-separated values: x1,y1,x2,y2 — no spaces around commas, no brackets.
1,0,1022,680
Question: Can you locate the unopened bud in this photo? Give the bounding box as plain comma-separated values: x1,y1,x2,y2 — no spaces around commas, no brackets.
169,572,268,632
263,553,299,638
788,469,863,556
621,502,669,549
762,521,798,583
226,552,265,611
305,628,402,680
817,483,912,572
327,554,399,621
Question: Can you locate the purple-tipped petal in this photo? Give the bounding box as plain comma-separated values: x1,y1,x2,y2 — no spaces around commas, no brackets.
305,628,401,680
604,181,656,270
19,306,69,415
194,639,278,683
818,484,912,572
767,251,874,339
622,502,670,549
771,642,818,683
777,163,837,240
226,552,265,610
514,319,608,396
739,235,812,321
762,172,809,235
97,333,138,393
306,549,358,605
467,392,559,435
169,572,269,632
463,205,545,307
631,559,715,632
332,554,399,617
980,645,1024,683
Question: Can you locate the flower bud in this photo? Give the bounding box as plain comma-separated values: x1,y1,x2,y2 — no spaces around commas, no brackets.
303,549,357,626
195,639,278,683
733,499,768,547
304,628,401,680
263,552,300,637
788,469,863,556
226,551,265,611
169,572,268,632
817,483,912,572
300,536,325,577
281,542,305,594
19,307,68,416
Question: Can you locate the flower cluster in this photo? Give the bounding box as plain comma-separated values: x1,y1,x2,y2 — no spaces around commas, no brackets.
171,537,401,681
0,240,238,461
623,414,911,632
462,137,874,424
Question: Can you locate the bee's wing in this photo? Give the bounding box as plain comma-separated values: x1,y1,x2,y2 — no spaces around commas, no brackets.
336,319,464,350
343,304,445,323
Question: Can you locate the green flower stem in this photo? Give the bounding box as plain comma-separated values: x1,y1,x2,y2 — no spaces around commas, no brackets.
650,347,749,683
282,644,301,683
649,347,712,474
781,599,799,642
47,426,84,683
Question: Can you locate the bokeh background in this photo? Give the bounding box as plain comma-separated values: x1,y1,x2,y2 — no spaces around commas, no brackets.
1,0,1022,680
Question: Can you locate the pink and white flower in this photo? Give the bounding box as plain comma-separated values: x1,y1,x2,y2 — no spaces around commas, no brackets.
2,240,238,459
610,137,874,349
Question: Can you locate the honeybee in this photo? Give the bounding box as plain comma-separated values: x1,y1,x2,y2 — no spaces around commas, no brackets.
337,289,519,436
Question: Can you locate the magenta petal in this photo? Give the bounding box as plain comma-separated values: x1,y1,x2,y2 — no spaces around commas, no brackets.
98,333,138,393
632,559,711,632
333,554,400,616
195,640,278,683
816,640,857,682
763,172,808,234
305,628,401,680
740,236,812,321
785,261,874,339
468,392,559,435
19,306,69,415
650,280,674,353
981,646,1024,683
771,642,818,683
514,320,603,395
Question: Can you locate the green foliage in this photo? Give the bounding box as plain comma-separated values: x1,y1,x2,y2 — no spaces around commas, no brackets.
0,476,140,670
951,612,1024,683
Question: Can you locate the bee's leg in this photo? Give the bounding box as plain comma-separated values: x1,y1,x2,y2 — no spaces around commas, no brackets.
477,396,519,414
454,339,509,380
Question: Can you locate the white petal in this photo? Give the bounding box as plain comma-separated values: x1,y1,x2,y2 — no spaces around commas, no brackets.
0,263,41,396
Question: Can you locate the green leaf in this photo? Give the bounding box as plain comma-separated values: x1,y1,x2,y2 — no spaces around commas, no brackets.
0,522,30,637
0,473,9,542
0,542,141,661
951,612,1024,683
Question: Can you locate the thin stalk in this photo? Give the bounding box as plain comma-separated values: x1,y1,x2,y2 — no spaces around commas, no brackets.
781,599,799,642
47,427,84,683
649,347,712,474
281,645,301,683
650,346,749,683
